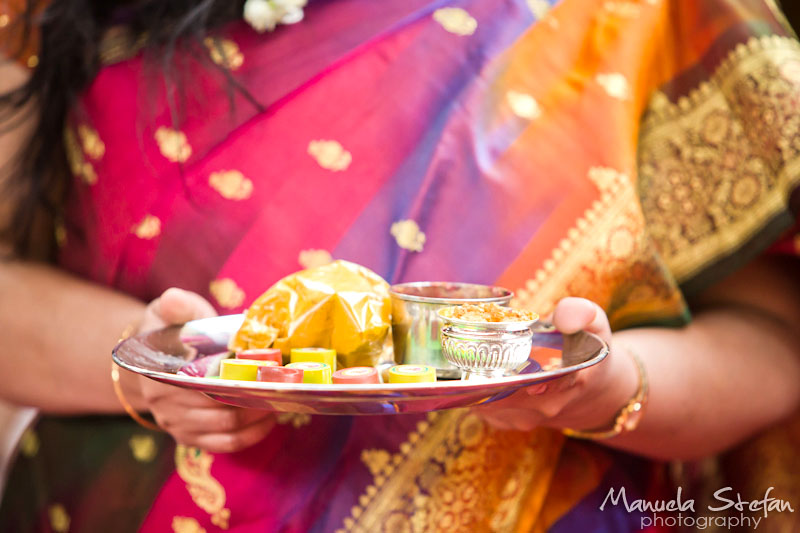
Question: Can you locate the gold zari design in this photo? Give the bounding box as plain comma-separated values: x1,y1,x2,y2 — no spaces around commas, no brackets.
526,0,551,18
64,126,98,185
129,434,158,463
338,411,563,533
204,37,244,70
298,249,334,269
155,127,192,163
595,73,631,101
175,445,231,529
48,504,70,533
513,166,684,326
639,36,800,282
391,220,426,252
172,516,207,533
433,8,478,36
209,170,254,201
133,215,162,240
514,36,800,326
307,140,352,171
209,278,246,309
78,124,105,160
506,91,541,120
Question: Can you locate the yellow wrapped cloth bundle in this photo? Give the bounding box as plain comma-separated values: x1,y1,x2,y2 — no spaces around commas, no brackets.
229,260,393,369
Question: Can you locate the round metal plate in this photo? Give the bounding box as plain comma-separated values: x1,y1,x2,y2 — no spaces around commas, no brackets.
112,314,608,415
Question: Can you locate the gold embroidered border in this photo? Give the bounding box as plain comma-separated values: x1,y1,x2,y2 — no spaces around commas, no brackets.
639,35,800,283
338,412,445,533
512,168,636,315
513,167,685,328
339,411,563,533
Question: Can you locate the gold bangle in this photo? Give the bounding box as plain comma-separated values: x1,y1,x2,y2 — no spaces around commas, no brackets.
111,323,162,432
562,348,648,440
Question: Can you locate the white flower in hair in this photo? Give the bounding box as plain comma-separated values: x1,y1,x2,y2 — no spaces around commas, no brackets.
244,0,308,33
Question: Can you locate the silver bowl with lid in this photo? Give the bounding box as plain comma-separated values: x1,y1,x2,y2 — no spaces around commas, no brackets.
389,282,513,379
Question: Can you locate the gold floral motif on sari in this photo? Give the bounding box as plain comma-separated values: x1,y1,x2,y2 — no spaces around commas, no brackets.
298,249,333,269
175,445,230,529
307,139,352,171
639,35,800,283
209,278,246,309
506,91,541,120
338,411,564,533
204,37,244,71
64,125,98,185
209,170,253,201
595,72,631,101
390,220,426,252
525,0,551,18
156,127,193,163
77,124,105,160
133,214,162,240
433,8,478,37
172,516,207,533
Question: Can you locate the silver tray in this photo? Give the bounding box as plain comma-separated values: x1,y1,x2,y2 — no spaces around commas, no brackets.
112,315,608,415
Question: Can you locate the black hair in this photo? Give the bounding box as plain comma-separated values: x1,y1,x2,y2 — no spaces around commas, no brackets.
0,0,248,258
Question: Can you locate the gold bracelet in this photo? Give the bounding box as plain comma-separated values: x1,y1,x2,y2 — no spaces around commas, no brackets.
111,323,162,432
562,348,648,440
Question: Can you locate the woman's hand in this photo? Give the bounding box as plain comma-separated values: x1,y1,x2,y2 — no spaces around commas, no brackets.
475,297,639,433
135,288,276,453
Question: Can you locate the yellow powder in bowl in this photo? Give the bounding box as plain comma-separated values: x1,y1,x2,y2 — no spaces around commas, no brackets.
441,303,536,323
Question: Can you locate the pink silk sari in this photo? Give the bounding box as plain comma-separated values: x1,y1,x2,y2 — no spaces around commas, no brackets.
4,0,797,531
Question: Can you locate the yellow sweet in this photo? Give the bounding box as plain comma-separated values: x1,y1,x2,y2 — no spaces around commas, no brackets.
388,365,436,384
286,362,332,384
290,347,337,371
220,359,278,381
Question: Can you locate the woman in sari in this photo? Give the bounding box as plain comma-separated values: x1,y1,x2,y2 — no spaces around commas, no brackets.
0,0,799,531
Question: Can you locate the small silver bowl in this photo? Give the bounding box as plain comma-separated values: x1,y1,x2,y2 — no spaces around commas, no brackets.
438,309,539,379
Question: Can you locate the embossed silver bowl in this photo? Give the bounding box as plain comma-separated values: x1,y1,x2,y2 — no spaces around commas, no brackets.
438,309,539,379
